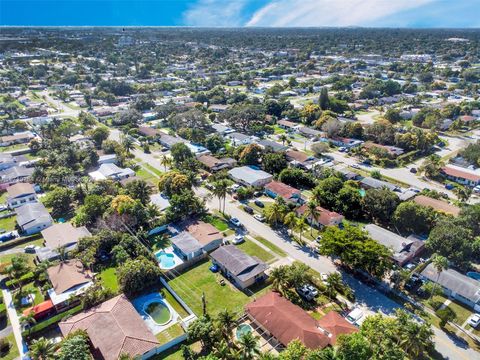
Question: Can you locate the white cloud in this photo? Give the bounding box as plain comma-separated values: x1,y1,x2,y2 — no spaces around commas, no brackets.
183,0,249,27
245,0,433,27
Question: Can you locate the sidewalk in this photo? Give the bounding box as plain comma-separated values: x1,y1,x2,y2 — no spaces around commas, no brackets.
2,288,26,359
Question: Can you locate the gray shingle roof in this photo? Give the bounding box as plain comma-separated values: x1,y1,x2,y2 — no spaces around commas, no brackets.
421,263,480,304
171,231,202,255
210,245,267,282
364,224,411,253
360,177,398,191
15,202,52,228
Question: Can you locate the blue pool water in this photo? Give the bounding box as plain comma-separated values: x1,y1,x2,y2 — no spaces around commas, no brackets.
467,272,480,281
156,251,176,269
236,324,253,340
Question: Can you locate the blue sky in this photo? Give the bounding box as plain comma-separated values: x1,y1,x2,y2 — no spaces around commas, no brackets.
1,0,479,27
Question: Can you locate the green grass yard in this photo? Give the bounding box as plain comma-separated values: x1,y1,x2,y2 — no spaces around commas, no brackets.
253,236,287,257
98,267,119,293
13,282,45,314
135,168,157,183
236,240,275,263
168,260,271,317
0,215,16,232
0,143,30,153
203,214,229,232
0,332,19,360
155,323,185,345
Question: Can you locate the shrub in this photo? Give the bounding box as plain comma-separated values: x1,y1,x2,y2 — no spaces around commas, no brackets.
436,307,456,327
0,338,11,356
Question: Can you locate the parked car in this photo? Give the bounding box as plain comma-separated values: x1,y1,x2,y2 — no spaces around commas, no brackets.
229,218,242,227
320,273,329,283
410,167,417,174
0,231,18,242
24,245,40,254
253,214,265,222
339,147,348,152
445,184,454,190
346,308,364,325
232,235,245,245
254,199,265,208
467,314,480,328
473,185,480,194
351,164,360,169
231,184,241,192
243,206,254,214
408,187,420,193
254,191,263,197
296,284,318,301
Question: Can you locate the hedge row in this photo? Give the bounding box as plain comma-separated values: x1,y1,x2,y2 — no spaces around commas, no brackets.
6,272,34,289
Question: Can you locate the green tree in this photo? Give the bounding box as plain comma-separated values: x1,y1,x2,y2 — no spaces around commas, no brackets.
43,186,75,218
124,179,152,205
392,201,435,235
304,201,320,235
210,179,231,213
57,333,91,360
263,152,288,175
237,332,260,360
319,88,330,110
88,126,110,148
187,316,218,352
170,143,194,167
158,171,191,197
28,337,56,360
283,211,297,236
117,256,162,297
430,254,449,300
239,144,263,165
313,177,343,210
419,154,445,179
363,187,399,224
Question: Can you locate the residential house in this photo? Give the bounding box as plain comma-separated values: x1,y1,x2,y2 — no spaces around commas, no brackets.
285,150,319,170
360,177,399,192
39,223,91,262
245,292,357,350
6,182,37,209
209,104,229,113
149,193,170,212
256,139,288,153
442,165,480,187
363,142,405,158
197,154,236,172
295,205,344,228
59,295,160,360
210,245,268,290
46,260,94,311
298,127,324,139
0,131,34,147
185,143,211,157
420,264,480,312
158,132,185,149
264,181,302,204
69,134,94,149
413,195,460,217
328,137,363,149
0,166,34,190
171,221,223,261
22,300,55,322
277,119,301,132
365,224,424,266
227,132,252,146
0,153,17,171
98,154,117,165
88,163,135,181
138,126,160,138
211,124,234,135
228,166,273,187
15,202,53,235
459,115,477,125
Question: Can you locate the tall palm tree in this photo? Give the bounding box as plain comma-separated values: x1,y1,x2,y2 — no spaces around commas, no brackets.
211,180,230,213
237,332,260,360
265,201,285,228
270,266,288,292
304,201,320,235
160,154,172,171
121,136,134,155
295,217,308,245
29,337,56,360
279,134,288,145
430,254,448,300
214,340,235,360
217,309,236,342
283,211,297,236
419,154,445,179
325,273,342,300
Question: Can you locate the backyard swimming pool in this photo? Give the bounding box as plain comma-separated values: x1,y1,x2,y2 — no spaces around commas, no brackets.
236,324,253,340
144,301,171,325
156,251,176,269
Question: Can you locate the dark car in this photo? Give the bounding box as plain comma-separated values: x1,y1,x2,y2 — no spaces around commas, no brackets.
244,206,254,214
254,200,265,208
410,167,417,174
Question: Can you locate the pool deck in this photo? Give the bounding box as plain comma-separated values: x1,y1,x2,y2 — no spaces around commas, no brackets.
155,246,184,270
132,292,180,334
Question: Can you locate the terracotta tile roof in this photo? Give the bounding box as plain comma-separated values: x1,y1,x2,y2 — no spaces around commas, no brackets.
442,166,480,182
23,300,54,317
246,291,331,349
413,195,460,216
296,205,344,226
186,221,222,246
265,181,301,200
317,311,358,344
286,150,309,163
138,126,159,137
277,119,299,128
59,295,159,360
47,260,93,294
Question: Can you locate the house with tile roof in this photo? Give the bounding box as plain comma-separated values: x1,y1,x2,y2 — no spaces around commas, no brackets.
264,181,303,204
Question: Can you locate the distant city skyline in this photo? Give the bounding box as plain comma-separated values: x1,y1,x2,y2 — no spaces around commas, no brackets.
1,0,479,28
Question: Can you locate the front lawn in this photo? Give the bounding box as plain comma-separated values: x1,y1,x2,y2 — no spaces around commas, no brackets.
135,167,157,184
13,282,45,313
0,216,16,232
447,300,474,325
254,236,287,257
168,260,270,317
98,267,119,293
236,240,275,263
203,214,229,232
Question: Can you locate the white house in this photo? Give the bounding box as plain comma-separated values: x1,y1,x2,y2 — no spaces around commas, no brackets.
6,183,38,209
15,202,53,235
88,163,135,181
228,166,273,187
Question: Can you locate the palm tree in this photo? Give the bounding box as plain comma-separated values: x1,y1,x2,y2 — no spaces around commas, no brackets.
29,337,56,360
325,273,342,300
279,134,288,145
214,340,235,360
20,312,37,335
211,180,230,213
121,136,134,155
265,201,286,228
304,201,320,235
270,266,288,292
430,254,448,300
237,332,260,360
217,309,236,342
419,154,445,179
454,185,472,202
295,217,308,245
160,154,172,171
283,211,297,236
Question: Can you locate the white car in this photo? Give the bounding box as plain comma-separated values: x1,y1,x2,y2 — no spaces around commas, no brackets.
253,214,265,222
346,308,364,325
474,185,480,194
467,313,480,328
24,245,41,254
232,235,244,245
351,164,360,169
320,273,329,283
229,218,242,227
